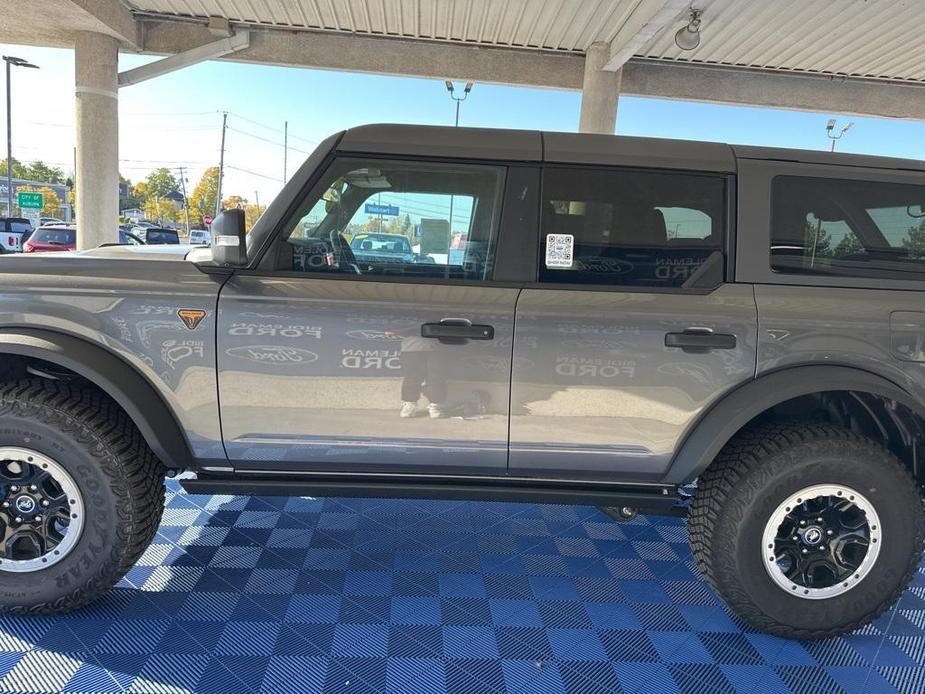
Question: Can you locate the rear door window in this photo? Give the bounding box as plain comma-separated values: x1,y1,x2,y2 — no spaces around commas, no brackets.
771,175,925,280
538,167,726,288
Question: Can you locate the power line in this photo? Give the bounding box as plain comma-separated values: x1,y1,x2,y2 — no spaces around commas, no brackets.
227,126,310,155
226,111,318,146
224,164,283,182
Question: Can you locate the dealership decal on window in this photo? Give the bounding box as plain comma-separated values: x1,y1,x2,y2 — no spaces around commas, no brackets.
545,233,574,268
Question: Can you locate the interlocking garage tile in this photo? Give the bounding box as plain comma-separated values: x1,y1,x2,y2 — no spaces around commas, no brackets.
0,479,922,693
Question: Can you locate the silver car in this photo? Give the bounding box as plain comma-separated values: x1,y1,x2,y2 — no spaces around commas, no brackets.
0,124,923,640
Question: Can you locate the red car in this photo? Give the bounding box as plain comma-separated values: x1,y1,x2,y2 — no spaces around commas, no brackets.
22,224,76,253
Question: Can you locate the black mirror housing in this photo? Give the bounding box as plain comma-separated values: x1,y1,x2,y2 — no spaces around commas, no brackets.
210,209,247,266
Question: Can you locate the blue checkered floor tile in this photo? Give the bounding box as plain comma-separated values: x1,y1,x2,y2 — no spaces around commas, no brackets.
1,479,923,693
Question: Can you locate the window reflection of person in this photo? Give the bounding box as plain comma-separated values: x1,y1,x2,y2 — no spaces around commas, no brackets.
387,326,447,419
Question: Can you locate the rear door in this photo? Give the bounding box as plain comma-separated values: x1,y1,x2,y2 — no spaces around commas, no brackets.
216,156,529,474
510,164,758,482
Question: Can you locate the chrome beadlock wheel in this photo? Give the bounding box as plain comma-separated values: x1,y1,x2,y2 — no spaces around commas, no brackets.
0,447,84,572
762,484,881,599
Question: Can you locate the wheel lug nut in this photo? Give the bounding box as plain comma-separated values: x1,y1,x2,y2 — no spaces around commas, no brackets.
801,548,808,554
799,520,806,526
9,486,18,493
34,515,42,522
14,516,21,523
41,500,49,507
816,517,822,522
792,536,798,541
1,502,8,509
28,485,37,492
826,529,833,536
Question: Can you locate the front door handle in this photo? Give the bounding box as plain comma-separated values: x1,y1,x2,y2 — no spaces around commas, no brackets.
665,329,737,353
421,319,494,344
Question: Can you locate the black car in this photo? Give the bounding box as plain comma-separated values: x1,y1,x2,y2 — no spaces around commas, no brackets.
133,226,180,245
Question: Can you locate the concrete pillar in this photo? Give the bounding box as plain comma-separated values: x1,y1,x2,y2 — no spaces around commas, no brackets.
75,32,119,250
578,42,621,134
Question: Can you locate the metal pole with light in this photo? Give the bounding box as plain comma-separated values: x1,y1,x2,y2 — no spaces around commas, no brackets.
3,56,39,217
444,81,473,243
826,119,854,152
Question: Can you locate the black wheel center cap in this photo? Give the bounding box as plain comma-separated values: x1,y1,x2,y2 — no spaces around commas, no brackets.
802,525,824,546
13,495,36,515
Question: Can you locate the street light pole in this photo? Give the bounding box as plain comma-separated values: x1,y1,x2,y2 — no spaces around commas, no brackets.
3,56,39,217
825,118,854,152
444,81,473,241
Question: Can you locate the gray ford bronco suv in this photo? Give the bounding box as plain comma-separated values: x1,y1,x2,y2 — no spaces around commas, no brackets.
0,124,923,639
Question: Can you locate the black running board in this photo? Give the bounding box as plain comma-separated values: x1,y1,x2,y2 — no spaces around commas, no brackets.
181,473,682,515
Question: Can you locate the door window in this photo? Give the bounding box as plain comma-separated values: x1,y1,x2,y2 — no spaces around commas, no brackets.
538,167,726,288
275,159,505,281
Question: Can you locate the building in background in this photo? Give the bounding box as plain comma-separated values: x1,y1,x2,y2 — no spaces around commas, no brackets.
0,178,71,222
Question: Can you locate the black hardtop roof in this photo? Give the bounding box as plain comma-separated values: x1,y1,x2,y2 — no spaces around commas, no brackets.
335,123,925,174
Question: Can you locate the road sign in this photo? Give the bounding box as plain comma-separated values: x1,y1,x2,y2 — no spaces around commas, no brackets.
203,214,213,225
364,203,399,216
17,191,43,209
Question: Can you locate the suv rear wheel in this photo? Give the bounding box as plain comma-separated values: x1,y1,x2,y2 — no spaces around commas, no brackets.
0,379,165,613
689,422,924,639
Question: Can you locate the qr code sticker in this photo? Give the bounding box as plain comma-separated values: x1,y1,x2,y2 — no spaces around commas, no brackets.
545,233,574,268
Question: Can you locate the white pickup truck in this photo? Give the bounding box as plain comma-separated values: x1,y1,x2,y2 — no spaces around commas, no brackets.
0,217,33,253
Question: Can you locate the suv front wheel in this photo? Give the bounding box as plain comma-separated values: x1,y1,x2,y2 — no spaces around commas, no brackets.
0,379,165,613
689,422,925,639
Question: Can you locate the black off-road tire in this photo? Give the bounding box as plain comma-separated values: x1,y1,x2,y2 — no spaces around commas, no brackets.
689,422,925,639
0,379,165,614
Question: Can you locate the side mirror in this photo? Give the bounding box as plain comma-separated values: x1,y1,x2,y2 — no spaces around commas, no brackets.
210,209,247,266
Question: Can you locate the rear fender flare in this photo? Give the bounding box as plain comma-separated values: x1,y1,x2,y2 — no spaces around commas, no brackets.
662,365,924,484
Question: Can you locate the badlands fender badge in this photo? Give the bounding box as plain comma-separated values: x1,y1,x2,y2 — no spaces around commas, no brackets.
178,309,206,330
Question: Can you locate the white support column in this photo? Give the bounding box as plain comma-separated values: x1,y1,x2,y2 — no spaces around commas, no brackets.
578,43,622,134
75,32,119,250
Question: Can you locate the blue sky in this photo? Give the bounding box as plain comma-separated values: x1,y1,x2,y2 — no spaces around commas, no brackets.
3,42,925,204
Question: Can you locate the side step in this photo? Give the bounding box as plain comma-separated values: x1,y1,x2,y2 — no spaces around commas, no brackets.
181,473,683,516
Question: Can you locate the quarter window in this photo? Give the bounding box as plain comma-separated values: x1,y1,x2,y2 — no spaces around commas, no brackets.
771,176,925,280
275,158,505,281
539,167,725,288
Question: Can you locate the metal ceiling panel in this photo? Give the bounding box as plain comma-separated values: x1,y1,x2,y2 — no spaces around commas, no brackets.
124,0,925,84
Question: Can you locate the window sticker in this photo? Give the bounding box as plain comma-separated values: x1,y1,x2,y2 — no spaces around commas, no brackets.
545,233,574,268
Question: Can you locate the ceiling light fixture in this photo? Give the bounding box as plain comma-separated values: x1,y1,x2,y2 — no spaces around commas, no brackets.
675,8,703,51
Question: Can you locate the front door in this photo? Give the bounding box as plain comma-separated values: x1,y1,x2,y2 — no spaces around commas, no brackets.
217,157,517,473
510,165,758,481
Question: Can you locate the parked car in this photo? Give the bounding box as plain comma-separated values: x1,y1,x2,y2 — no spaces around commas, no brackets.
1,124,924,641
119,228,144,245
131,226,179,245
188,229,211,245
0,217,33,253
22,223,75,253
350,232,415,263
39,216,64,227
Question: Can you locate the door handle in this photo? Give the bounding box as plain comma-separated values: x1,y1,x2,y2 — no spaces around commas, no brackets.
665,329,736,353
421,319,494,344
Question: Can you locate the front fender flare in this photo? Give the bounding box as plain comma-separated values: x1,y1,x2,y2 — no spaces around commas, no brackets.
662,365,924,485
0,328,192,469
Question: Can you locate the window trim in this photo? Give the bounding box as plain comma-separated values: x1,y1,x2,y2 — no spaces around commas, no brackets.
533,163,730,292
244,153,534,287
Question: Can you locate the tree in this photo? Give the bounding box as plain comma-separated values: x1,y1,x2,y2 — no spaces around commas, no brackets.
144,168,179,199
143,197,179,224
24,161,64,184
0,158,28,180
833,231,864,257
15,185,61,217
188,167,219,226
221,195,264,232
904,220,925,259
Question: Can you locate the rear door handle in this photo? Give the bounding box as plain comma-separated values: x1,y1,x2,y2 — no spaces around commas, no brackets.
665,329,737,353
422,319,494,344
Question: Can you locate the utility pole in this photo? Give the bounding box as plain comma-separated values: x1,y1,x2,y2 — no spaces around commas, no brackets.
178,166,190,236
254,189,260,210
216,111,227,218
283,120,288,183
